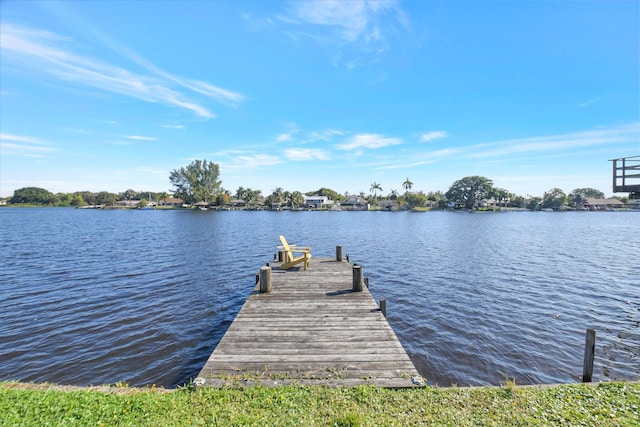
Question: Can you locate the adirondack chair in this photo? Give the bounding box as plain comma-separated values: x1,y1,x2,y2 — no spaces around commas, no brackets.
278,235,311,270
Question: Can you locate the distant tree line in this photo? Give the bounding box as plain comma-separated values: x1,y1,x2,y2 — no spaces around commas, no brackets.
4,159,622,210
4,187,170,208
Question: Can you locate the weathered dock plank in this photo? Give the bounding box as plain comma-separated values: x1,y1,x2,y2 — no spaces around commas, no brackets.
197,257,423,387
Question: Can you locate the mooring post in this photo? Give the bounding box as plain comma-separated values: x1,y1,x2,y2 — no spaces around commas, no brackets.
582,328,596,382
336,245,343,262
259,266,272,293
278,251,284,262
380,298,387,318
352,265,363,292
364,277,369,288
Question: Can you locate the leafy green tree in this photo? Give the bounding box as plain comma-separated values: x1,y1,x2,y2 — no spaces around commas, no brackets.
445,176,494,210
70,194,86,207
542,188,568,209
169,159,222,204
510,194,525,209
55,193,73,206
96,192,117,206
405,191,428,209
74,191,96,205
568,187,605,207
214,193,229,207
11,187,55,205
426,191,447,209
121,189,138,202
527,197,542,211
402,178,413,193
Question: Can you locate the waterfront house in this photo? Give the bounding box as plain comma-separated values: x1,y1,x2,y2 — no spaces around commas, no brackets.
159,197,184,207
376,199,396,210
116,199,141,208
583,198,624,210
304,195,332,209
341,195,369,211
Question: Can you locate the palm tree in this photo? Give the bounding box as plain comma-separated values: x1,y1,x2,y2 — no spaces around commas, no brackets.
245,188,262,209
272,187,284,205
402,178,413,193
388,189,399,200
370,182,383,200
287,191,305,208
235,186,246,201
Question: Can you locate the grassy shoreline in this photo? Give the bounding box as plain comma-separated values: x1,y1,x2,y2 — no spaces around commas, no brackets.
2,381,638,426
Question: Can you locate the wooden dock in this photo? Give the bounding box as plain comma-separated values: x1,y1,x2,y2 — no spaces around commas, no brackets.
196,256,423,387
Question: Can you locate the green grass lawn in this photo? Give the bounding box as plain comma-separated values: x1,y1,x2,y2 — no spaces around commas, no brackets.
1,381,638,426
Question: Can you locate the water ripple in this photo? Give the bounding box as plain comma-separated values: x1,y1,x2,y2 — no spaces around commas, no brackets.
1,208,638,387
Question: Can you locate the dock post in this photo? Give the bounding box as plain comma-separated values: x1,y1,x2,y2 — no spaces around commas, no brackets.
380,299,387,318
278,251,284,262
352,265,363,292
336,245,343,261
364,277,369,288
259,266,272,293
582,328,596,382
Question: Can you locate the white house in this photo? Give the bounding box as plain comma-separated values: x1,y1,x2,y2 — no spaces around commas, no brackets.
304,195,332,209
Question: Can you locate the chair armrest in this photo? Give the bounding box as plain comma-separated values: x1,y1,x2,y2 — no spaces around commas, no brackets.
289,247,311,253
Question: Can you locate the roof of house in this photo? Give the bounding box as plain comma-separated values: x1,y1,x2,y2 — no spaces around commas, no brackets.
585,198,624,205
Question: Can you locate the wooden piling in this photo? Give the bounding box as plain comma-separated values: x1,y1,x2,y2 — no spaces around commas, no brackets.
259,266,272,293
380,298,387,318
582,328,596,382
336,245,343,262
352,265,363,292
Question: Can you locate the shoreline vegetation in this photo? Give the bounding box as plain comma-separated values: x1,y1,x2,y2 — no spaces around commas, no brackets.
2,164,637,211
2,204,638,212
1,380,638,426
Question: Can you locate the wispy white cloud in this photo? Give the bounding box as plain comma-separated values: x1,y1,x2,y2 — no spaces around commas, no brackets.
578,96,607,108
305,128,344,143
467,123,639,159
159,124,184,129
0,23,244,119
420,130,449,142
275,122,301,142
270,0,409,68
284,148,330,161
124,135,158,141
221,154,283,170
0,133,55,157
277,133,294,142
375,148,462,170
336,133,402,150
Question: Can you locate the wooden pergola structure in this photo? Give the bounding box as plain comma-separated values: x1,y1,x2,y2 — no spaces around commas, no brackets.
610,155,640,199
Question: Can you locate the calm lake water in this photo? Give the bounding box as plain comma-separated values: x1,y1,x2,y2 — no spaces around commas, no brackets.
1,208,638,387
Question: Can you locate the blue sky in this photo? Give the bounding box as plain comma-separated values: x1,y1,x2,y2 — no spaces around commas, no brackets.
1,0,638,199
